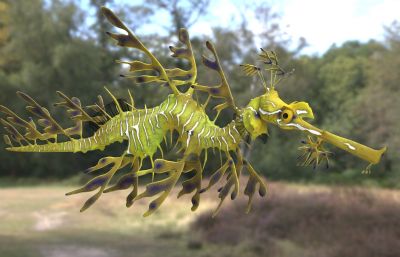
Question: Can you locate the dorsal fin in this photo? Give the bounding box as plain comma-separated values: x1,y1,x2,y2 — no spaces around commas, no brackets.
84,99,130,135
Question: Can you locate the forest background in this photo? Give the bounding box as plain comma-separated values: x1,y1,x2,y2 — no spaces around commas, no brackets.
1,1,400,257
1,0,398,187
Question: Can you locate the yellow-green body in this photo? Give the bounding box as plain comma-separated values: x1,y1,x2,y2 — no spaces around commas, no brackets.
8,94,242,157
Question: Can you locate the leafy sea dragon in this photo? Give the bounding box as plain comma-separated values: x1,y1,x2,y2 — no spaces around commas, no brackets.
0,7,387,217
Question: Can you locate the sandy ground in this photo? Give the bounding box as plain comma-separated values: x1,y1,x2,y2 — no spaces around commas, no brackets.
1,182,400,257
0,184,222,257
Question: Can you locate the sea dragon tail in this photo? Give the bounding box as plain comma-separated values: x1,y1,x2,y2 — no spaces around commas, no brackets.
6,137,99,153
1,90,113,153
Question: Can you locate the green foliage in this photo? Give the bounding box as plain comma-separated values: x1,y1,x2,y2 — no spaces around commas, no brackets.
0,0,118,177
0,0,398,188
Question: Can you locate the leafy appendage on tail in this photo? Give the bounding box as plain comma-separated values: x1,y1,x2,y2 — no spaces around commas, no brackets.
0,91,87,148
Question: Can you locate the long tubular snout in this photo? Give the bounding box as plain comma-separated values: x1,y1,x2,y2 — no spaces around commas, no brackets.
295,119,387,164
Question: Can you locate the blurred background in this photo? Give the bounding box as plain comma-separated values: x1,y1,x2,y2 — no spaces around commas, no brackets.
0,0,399,256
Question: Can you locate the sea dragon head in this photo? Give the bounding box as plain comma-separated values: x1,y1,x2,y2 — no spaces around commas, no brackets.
241,49,387,172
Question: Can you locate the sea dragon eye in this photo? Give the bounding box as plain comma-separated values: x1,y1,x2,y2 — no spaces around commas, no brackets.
281,109,294,123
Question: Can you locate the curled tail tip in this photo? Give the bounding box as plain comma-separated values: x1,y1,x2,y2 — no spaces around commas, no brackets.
374,145,388,164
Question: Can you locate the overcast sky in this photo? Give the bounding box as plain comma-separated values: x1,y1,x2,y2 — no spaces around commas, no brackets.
84,0,399,55
189,0,400,55
276,0,399,54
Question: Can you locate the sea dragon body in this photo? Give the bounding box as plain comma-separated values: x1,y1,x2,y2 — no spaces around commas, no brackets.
8,93,242,156
1,7,387,217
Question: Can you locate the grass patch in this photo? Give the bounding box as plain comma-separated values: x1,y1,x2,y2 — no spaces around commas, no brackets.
1,181,399,257
192,182,400,257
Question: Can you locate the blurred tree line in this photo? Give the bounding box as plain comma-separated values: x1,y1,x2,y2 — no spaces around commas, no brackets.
0,0,398,186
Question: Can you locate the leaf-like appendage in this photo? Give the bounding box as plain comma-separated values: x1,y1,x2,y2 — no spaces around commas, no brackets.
212,177,235,217
138,177,173,199
200,158,239,217
192,41,238,118
166,28,197,86
240,64,261,76
126,176,139,208
101,7,126,30
1,118,27,145
17,91,70,139
84,157,111,173
104,173,135,193
178,175,199,197
106,32,140,48
66,174,109,196
80,191,102,212
132,159,184,216
55,91,97,124
244,175,257,213
244,162,267,213
200,160,230,194
3,135,12,147
66,155,128,212
117,60,152,73
102,7,180,95
178,160,202,211
140,172,180,216
0,105,43,141
169,46,190,59
259,49,278,65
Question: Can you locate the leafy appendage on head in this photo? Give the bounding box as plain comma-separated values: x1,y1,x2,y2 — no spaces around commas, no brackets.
240,49,294,92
